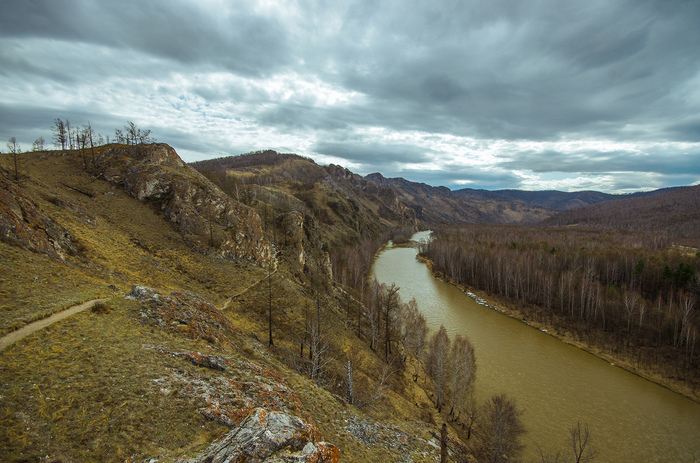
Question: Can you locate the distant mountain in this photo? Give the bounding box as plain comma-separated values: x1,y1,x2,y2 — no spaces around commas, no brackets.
365,173,553,225
453,187,680,211
192,152,553,231
193,152,696,236
540,185,700,247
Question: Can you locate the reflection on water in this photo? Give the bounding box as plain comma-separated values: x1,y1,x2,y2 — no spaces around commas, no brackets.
372,231,700,462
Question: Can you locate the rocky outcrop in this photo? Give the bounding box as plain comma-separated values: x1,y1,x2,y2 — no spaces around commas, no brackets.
0,166,77,260
127,285,238,348
281,211,306,268
97,144,271,266
131,285,341,462
178,408,339,463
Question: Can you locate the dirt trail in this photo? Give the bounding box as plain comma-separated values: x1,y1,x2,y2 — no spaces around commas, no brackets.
222,270,277,311
0,298,109,351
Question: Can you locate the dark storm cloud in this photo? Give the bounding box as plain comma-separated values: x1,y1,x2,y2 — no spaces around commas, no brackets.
1,0,290,77
325,0,700,141
1,0,699,192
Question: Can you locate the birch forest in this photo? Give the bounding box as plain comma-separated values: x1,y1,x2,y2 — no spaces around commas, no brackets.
421,225,699,390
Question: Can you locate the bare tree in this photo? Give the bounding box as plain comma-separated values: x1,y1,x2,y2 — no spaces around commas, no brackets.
6,137,21,181
623,287,640,334
124,121,154,145
125,121,138,145
478,393,526,463
427,325,451,412
365,279,382,351
383,283,400,362
267,248,275,347
65,120,73,149
115,128,125,144
52,118,67,149
85,121,96,168
537,421,596,463
570,421,596,463
32,136,45,152
406,301,428,381
449,333,477,421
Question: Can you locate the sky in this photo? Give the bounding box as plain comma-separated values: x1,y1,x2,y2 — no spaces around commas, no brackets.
1,0,700,193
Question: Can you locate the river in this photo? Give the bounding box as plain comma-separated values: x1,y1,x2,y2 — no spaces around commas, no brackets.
371,231,700,462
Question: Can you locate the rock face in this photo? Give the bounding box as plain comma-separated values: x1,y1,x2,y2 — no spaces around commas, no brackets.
129,284,341,462
0,166,77,260
97,144,271,267
179,408,339,463
281,211,306,268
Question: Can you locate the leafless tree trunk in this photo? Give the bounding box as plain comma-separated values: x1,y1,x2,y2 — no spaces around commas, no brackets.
479,393,525,463
383,283,400,362
570,421,597,463
427,325,451,412
6,137,21,181
449,334,476,421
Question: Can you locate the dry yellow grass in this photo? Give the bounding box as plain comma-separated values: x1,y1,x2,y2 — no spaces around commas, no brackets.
0,149,472,462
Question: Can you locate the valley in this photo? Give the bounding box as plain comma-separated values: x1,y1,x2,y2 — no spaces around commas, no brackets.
0,143,697,462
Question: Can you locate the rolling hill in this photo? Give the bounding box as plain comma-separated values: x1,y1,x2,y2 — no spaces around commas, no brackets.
541,184,700,247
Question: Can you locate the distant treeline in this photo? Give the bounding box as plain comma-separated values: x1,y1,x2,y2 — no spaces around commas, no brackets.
421,225,699,385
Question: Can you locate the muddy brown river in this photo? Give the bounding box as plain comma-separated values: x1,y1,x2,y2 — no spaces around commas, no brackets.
372,231,700,462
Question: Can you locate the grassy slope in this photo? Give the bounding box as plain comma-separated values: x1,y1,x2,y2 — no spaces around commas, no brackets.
0,150,468,462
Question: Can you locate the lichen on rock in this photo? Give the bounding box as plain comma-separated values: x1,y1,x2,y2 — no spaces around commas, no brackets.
0,165,77,260
177,408,338,463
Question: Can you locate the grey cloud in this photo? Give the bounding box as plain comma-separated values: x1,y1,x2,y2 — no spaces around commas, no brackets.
2,0,699,193
0,103,126,147
501,148,700,176
257,105,351,132
1,0,290,77
322,0,700,141
411,169,523,191
313,140,432,167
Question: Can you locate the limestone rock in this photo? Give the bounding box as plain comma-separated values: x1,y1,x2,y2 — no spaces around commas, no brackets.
97,144,271,267
281,210,306,268
0,165,77,260
179,408,339,463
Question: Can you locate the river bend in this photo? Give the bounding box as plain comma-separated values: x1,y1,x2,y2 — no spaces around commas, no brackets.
372,231,700,462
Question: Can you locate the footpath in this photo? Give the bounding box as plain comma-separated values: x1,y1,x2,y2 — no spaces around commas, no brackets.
0,299,108,351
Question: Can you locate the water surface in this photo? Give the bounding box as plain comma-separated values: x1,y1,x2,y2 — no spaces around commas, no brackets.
372,231,700,462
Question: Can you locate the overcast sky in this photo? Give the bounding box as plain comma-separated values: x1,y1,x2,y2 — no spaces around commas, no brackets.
2,0,699,192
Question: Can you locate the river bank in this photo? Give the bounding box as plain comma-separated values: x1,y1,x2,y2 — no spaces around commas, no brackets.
418,254,700,404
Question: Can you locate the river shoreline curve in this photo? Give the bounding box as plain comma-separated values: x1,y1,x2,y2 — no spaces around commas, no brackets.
416,253,700,404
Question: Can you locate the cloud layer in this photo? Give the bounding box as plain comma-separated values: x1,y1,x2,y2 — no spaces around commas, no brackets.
2,0,699,192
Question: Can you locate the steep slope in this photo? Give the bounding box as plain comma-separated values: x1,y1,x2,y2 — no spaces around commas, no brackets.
194,151,553,228
0,146,470,462
192,152,417,247
97,144,272,266
365,172,553,225
541,184,700,247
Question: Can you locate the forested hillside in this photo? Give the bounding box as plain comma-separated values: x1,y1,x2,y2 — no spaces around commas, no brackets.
193,152,558,229
453,187,676,211
421,225,700,400
541,185,700,247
